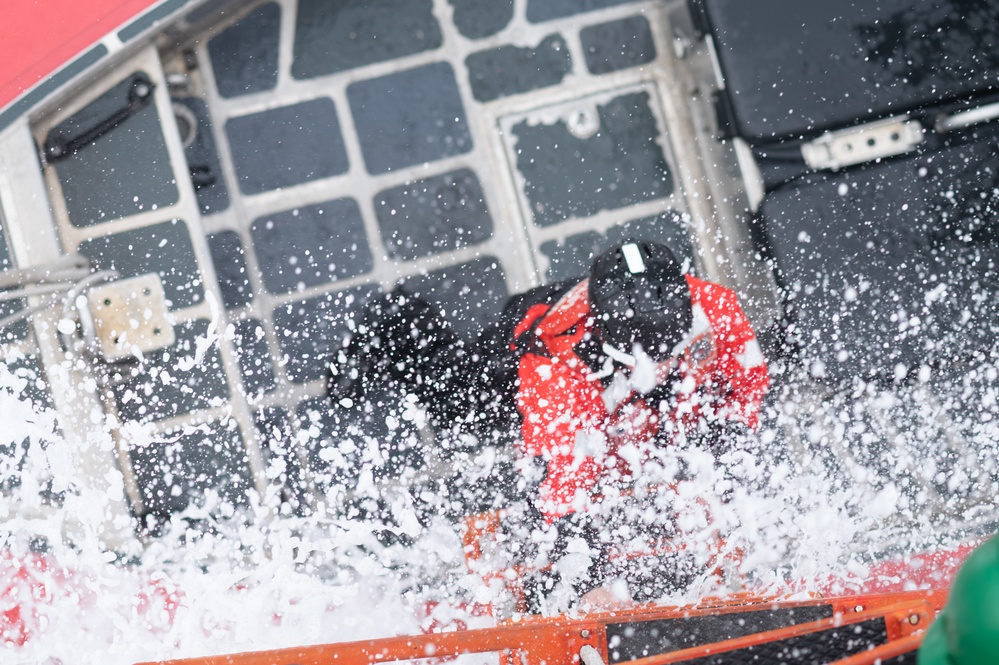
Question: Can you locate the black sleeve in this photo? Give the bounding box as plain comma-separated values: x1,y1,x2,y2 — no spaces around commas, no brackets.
548,512,611,595
521,510,612,613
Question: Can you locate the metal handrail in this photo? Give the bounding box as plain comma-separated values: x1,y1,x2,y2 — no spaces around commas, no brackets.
935,102,999,133
0,252,90,289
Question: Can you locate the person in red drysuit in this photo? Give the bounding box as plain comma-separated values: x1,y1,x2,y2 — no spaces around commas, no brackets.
503,241,769,610
513,240,770,524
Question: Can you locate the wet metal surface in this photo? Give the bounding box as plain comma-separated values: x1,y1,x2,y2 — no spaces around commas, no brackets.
526,0,636,23
1,0,996,544
128,420,252,515
760,125,999,384
448,0,513,39
273,285,379,384
231,318,277,396
175,97,229,215
111,319,230,422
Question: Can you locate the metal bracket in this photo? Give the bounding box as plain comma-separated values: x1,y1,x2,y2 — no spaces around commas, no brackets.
85,273,174,361
801,117,923,170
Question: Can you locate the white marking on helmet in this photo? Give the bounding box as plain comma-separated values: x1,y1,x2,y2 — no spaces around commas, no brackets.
621,243,646,274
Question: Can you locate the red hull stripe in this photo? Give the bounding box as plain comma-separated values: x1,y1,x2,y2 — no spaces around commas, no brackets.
0,0,161,118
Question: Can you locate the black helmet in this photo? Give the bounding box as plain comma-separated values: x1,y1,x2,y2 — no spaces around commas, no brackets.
587,240,691,361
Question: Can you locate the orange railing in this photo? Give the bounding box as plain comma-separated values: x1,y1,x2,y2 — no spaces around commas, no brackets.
136,590,941,665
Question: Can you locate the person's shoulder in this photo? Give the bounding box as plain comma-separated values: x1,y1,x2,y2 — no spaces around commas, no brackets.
685,274,739,306
685,275,753,336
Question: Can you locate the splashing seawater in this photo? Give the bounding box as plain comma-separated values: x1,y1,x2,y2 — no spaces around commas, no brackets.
0,358,471,664
1,353,997,664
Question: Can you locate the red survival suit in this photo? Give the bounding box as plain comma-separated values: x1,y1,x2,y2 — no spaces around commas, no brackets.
514,275,769,522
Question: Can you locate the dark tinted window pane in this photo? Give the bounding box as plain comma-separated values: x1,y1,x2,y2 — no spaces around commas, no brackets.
702,0,999,141
49,72,178,226
253,406,309,515
273,284,380,383
226,98,349,194
296,396,361,492
581,16,656,75
2,354,54,411
232,318,276,396
466,34,572,102
512,91,672,227
399,257,508,341
78,219,204,310
251,198,371,294
129,420,251,516
448,0,513,39
292,0,442,79
375,169,492,261
174,97,229,215
208,2,281,98
348,63,472,174
112,318,230,422
207,230,253,310
541,230,603,284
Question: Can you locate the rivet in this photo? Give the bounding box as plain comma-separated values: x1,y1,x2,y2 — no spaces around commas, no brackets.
909,614,920,625
581,630,590,639
854,605,864,612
